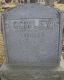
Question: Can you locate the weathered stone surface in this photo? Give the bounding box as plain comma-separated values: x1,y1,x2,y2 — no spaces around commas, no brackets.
1,4,64,80
0,65,64,80
3,4,61,66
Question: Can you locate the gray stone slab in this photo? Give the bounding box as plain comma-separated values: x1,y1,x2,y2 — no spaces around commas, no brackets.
2,4,61,66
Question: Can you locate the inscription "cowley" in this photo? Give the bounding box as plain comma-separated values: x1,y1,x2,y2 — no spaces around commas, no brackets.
12,19,53,31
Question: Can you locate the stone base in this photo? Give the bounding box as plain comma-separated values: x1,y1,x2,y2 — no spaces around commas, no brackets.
0,57,64,80
0,66,64,80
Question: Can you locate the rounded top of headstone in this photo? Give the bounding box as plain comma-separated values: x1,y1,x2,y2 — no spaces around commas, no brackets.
3,3,59,19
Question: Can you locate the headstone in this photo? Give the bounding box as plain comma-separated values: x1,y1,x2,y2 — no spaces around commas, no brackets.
2,4,60,66
1,3,64,80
